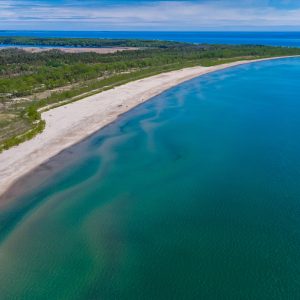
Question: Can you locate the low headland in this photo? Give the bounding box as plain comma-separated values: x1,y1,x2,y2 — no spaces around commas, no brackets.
1,37,300,201
0,46,140,54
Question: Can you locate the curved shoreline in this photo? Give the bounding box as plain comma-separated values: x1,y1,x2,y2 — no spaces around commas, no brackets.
0,56,297,200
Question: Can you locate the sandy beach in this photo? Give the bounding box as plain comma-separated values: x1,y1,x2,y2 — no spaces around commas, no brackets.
0,46,139,54
0,57,295,199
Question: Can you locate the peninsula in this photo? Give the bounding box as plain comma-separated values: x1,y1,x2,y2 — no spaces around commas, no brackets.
1,38,300,199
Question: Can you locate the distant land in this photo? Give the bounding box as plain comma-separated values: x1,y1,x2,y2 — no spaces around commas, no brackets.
1,31,300,46
0,46,139,54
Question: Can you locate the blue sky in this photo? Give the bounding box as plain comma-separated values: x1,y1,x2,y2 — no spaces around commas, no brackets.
1,0,300,31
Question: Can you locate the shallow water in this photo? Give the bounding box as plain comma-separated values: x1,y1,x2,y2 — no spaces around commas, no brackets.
1,58,300,299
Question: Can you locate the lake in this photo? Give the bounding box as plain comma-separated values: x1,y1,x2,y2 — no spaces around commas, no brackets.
1,58,300,299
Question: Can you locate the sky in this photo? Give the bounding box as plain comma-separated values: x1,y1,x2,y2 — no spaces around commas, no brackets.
1,0,300,31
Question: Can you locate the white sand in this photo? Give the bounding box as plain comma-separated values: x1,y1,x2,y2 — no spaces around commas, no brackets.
0,46,139,54
0,57,294,197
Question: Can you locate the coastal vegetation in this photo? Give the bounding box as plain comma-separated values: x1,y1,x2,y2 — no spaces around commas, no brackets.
1,38,300,151
0,36,184,48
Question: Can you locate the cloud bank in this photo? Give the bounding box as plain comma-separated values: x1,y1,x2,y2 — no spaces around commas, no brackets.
1,0,300,30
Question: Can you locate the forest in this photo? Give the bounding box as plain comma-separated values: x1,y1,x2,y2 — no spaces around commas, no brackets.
1,38,300,151
0,36,184,48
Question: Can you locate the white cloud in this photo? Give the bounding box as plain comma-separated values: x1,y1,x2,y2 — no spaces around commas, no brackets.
1,1,300,30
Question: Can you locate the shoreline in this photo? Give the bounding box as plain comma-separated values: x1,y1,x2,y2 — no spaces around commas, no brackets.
0,56,297,201
0,45,139,54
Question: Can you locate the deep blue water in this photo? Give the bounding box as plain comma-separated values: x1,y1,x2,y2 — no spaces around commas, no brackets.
2,31,300,46
1,58,300,299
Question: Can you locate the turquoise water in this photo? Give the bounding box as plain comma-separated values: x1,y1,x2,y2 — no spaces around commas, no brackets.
1,58,300,299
